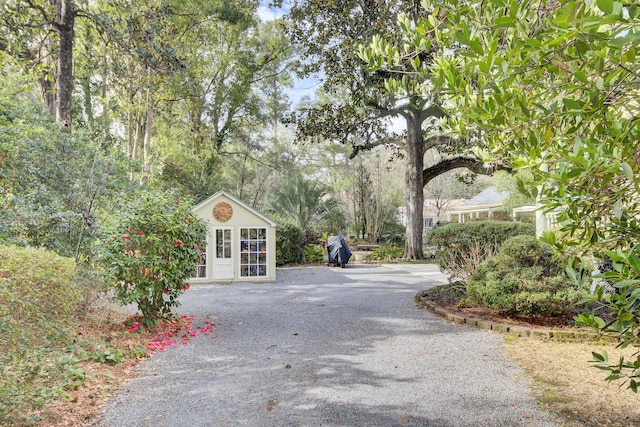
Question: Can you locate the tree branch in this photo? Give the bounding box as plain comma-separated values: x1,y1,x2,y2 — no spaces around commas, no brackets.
423,157,510,186
423,134,454,152
348,135,403,159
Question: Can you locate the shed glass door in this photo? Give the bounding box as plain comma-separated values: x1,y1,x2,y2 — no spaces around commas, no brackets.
240,227,267,277
212,228,233,280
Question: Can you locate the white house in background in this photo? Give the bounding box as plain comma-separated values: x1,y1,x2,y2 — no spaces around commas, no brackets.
397,198,467,233
446,187,509,223
446,186,539,225
191,190,277,283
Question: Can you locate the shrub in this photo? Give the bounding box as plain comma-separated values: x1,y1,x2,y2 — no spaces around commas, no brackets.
367,242,405,261
0,246,81,425
100,193,207,322
275,219,304,265
0,246,79,350
304,245,324,263
430,221,535,279
466,235,584,316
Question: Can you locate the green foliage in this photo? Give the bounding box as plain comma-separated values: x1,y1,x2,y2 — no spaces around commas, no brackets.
430,221,535,278
0,246,79,350
430,221,535,250
575,246,640,391
89,342,126,365
363,0,640,388
100,192,207,320
0,246,81,426
268,173,340,236
0,74,133,261
467,236,584,316
366,243,405,261
274,217,304,265
304,245,325,263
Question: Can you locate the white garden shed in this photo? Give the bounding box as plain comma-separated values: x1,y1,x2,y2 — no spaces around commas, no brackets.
191,190,277,283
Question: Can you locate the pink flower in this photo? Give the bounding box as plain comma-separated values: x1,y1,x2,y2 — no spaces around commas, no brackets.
175,240,183,247
135,231,143,236
193,244,199,250
122,234,130,239
185,216,192,223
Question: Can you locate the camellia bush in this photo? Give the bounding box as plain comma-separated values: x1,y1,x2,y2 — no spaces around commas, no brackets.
101,193,207,323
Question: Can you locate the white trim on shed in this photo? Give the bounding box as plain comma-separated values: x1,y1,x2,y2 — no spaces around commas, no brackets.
191,190,277,283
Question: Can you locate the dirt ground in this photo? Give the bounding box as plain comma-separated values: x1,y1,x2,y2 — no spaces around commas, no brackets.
505,338,640,427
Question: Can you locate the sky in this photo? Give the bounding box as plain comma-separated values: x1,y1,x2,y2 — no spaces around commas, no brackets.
256,1,404,132
257,1,321,107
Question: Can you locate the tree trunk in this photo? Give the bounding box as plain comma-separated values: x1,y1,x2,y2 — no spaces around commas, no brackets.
142,84,154,185
38,76,57,117
403,112,425,260
55,0,75,128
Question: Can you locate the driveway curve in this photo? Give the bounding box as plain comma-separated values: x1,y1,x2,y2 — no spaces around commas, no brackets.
100,264,559,427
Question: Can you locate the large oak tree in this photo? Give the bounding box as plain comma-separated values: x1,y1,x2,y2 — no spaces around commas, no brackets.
277,0,497,258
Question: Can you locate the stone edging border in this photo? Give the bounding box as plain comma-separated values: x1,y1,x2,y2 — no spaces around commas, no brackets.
415,296,617,343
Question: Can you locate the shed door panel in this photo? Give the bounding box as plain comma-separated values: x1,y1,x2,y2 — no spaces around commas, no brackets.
212,228,234,280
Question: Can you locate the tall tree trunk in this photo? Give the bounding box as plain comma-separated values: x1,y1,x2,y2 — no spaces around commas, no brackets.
55,0,75,128
404,112,425,260
39,76,57,116
142,98,153,184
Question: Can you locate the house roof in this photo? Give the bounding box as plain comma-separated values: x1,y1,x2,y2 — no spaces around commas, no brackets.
460,187,508,208
397,198,468,216
192,190,278,227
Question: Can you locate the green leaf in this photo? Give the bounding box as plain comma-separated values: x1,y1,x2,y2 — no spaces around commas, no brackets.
628,252,640,273
574,70,588,84
597,0,614,14
524,38,542,47
622,162,634,180
614,199,622,219
469,38,484,55
593,351,608,362
494,17,516,28
562,98,583,110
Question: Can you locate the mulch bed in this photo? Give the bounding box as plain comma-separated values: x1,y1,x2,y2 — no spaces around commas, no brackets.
416,286,578,329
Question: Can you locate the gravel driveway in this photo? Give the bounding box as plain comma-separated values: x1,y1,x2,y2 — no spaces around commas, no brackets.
100,264,560,427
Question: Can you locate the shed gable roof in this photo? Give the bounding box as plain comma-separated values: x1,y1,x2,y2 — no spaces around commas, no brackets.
193,190,278,227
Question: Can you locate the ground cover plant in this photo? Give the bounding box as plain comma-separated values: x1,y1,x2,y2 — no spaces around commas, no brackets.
366,242,405,261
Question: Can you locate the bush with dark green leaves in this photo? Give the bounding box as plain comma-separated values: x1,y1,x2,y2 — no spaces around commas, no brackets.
366,242,405,261
100,193,207,321
430,221,535,279
275,219,304,265
304,245,324,263
467,235,585,316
